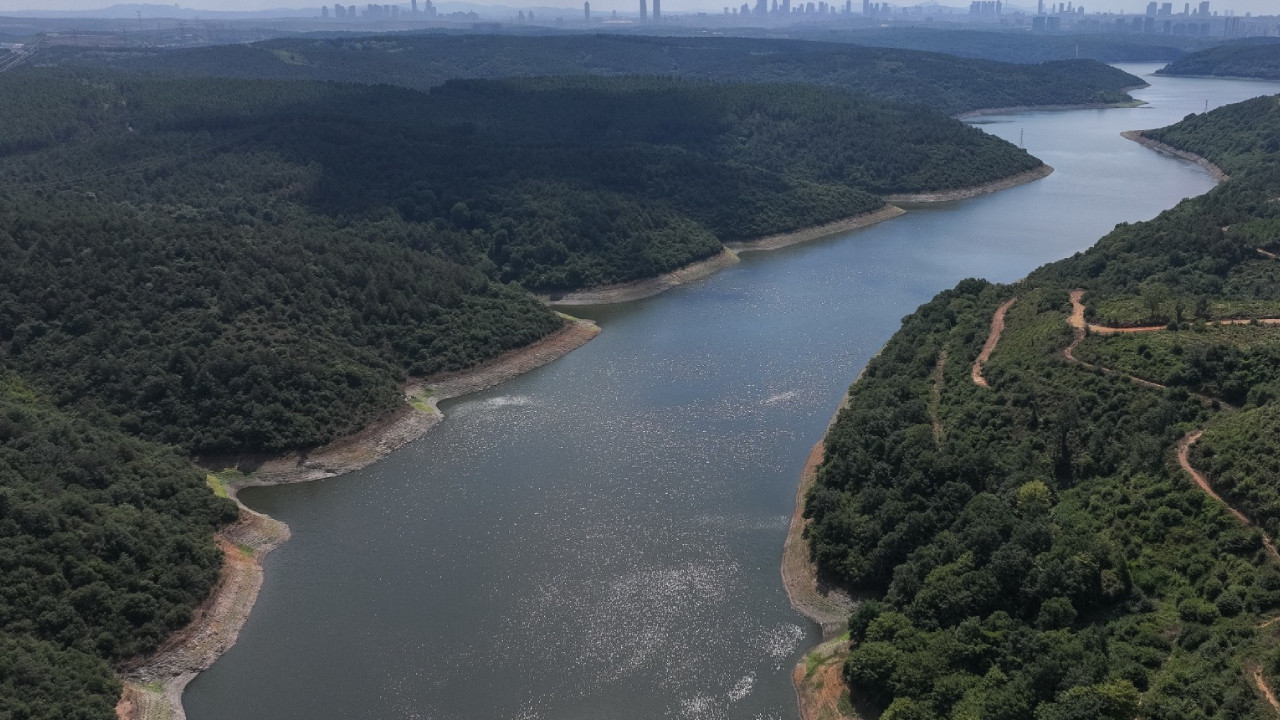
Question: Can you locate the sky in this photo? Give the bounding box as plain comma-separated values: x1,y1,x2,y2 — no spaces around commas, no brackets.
0,0,1276,15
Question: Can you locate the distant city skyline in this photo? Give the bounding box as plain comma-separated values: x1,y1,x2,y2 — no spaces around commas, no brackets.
1,0,1277,16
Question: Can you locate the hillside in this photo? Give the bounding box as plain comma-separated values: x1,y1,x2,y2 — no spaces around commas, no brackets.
0,67,1050,458
1157,39,1280,80
0,371,237,720
803,94,1280,718
789,27,1215,64
47,34,1145,116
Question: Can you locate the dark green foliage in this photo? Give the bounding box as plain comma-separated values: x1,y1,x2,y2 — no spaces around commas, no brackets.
50,34,1144,116
0,373,236,719
1195,404,1280,539
0,67,1049,454
1144,93,1280,176
808,91,1280,717
1157,39,1280,80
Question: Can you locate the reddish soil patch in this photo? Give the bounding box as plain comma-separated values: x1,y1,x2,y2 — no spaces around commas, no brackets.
972,297,1016,387
794,638,860,720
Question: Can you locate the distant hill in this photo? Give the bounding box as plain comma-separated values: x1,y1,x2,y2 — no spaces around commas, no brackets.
48,33,1145,116
1157,38,1280,80
781,27,1218,63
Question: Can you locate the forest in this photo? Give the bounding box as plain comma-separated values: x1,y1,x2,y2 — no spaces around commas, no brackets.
1157,39,1280,80
0,57,1068,717
805,93,1280,718
48,34,1144,116
0,67,1048,457
0,371,237,720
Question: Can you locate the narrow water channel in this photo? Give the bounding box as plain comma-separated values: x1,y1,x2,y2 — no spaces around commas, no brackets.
185,66,1280,720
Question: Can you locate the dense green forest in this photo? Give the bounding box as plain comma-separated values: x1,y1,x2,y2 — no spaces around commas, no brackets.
1157,39,1280,80
47,34,1144,116
0,67,1046,456
0,36,1147,720
805,94,1280,718
0,371,237,719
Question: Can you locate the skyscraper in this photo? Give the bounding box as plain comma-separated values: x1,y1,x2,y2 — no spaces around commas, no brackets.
654,0,661,20
640,0,647,21
584,0,590,21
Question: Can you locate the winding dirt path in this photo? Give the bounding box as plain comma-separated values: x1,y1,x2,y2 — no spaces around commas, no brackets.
1068,288,1280,336
1178,430,1280,563
1069,290,1280,712
1065,290,1168,390
1252,664,1280,716
972,298,1016,387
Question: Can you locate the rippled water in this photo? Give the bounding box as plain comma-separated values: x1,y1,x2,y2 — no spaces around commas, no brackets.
185,67,1280,720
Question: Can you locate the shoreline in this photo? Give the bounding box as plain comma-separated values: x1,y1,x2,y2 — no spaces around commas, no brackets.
953,94,1148,120
883,164,1054,204
725,204,906,253
543,163,1051,308
781,441,857,639
1121,130,1230,181
784,387,861,720
115,317,600,720
538,248,740,306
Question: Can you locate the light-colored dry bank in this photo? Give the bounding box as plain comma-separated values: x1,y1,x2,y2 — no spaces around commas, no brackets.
1121,130,1230,181
115,318,600,720
884,164,1054,204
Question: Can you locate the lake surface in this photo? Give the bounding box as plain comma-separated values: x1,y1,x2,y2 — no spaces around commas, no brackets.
185,66,1280,720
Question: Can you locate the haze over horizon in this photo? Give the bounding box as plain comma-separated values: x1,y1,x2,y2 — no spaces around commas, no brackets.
1,0,1276,17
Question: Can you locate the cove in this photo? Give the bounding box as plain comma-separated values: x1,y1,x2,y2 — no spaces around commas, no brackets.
184,65,1280,720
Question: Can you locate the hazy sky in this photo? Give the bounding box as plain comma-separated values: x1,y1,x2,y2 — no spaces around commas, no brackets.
0,0,1275,16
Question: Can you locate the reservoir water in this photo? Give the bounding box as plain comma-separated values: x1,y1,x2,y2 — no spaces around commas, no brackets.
185,66,1280,720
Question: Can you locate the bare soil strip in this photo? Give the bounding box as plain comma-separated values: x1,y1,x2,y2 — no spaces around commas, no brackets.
726,205,906,253
538,248,740,306
972,298,1017,388
116,318,600,720
1121,130,1230,181
884,165,1053,204
952,92,1148,119
782,442,857,640
1259,248,1279,260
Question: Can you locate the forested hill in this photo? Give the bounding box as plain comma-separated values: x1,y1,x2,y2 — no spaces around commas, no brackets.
804,93,1280,718
0,371,238,720
0,67,1040,460
49,34,1144,116
1157,39,1280,80
784,27,1215,64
